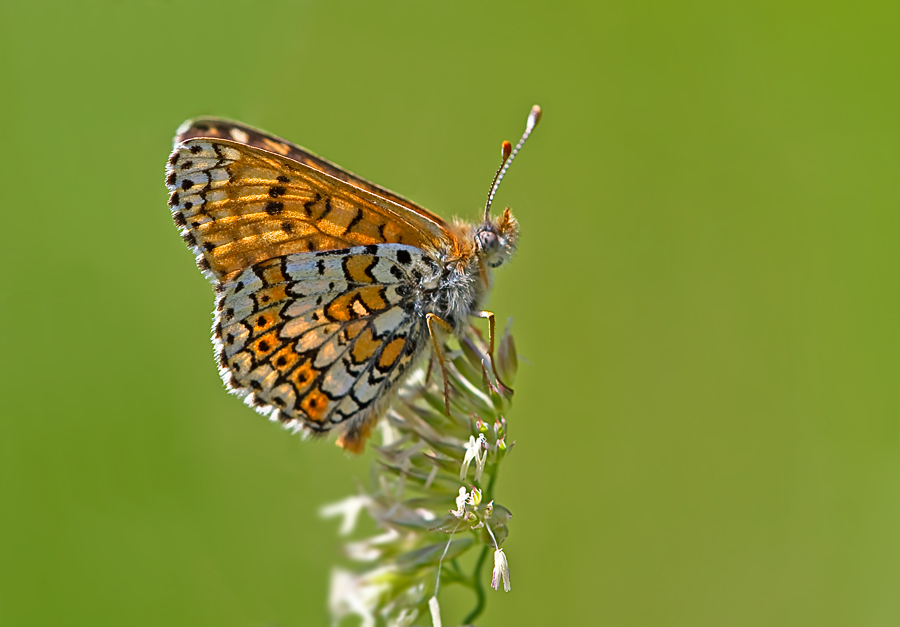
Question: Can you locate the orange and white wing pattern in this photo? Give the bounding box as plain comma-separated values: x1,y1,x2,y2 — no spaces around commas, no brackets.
165,137,452,283
214,245,439,452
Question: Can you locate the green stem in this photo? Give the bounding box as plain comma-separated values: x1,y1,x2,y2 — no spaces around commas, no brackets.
449,558,465,578
461,545,489,625
485,458,500,500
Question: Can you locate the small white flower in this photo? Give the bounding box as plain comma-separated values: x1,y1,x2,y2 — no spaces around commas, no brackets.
345,528,401,562
428,595,442,627
460,436,477,480
491,548,511,592
328,567,391,627
450,486,468,518
320,495,372,536
460,434,488,481
473,435,488,481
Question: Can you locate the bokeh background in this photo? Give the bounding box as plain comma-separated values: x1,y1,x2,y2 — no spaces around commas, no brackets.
2,1,897,625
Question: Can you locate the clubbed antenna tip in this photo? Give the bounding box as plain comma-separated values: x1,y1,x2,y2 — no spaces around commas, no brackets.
483,105,543,221
526,104,542,132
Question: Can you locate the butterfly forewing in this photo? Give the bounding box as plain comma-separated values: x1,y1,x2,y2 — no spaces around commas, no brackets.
213,244,437,451
174,117,450,234
166,138,451,282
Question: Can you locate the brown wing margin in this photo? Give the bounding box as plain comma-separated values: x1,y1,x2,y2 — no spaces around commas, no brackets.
174,117,449,227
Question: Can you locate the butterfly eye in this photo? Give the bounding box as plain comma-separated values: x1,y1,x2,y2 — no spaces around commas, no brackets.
476,229,500,256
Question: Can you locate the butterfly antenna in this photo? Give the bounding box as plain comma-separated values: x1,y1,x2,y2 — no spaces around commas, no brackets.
483,104,542,221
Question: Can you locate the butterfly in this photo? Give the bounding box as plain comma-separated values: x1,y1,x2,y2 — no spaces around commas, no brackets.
165,106,541,453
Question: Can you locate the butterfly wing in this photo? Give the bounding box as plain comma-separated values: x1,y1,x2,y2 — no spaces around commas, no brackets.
215,244,437,452
166,137,453,282
173,117,450,235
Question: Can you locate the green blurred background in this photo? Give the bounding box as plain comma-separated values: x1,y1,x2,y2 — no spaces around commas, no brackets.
1,1,897,625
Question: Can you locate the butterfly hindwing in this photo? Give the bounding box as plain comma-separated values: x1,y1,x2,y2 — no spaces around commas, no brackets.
213,244,438,451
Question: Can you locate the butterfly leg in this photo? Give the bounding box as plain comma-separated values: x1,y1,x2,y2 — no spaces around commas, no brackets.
424,348,436,385
426,313,454,415
474,310,514,394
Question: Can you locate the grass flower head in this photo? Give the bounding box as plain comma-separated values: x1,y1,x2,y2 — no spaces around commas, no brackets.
323,323,519,625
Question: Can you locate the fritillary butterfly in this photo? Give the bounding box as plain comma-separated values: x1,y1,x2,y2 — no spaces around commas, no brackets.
165,106,541,452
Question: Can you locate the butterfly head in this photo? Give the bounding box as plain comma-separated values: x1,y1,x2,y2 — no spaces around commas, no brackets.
477,105,540,269
475,208,519,268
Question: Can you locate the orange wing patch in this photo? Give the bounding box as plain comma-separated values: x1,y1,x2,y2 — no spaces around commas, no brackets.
300,387,330,422
379,338,407,370
325,286,386,322
289,360,318,393
351,327,382,364
344,255,377,283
